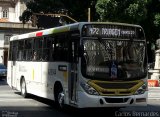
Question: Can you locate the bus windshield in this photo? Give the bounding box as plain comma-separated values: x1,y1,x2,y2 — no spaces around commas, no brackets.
81,38,147,80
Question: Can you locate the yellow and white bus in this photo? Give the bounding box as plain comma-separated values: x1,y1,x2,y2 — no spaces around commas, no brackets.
7,22,148,108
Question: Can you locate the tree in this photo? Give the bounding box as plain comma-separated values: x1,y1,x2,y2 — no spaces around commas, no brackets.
95,0,160,40
143,0,160,41
95,0,147,24
20,0,98,28
20,0,66,24
66,0,98,21
95,0,160,62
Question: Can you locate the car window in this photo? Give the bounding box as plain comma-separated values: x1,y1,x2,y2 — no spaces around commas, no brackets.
0,64,6,69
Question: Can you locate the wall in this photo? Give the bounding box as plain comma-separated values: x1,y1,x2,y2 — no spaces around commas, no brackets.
9,7,15,22
0,7,2,18
0,34,4,63
14,1,26,22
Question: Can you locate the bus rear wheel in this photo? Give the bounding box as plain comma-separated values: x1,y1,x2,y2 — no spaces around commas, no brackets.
21,79,28,98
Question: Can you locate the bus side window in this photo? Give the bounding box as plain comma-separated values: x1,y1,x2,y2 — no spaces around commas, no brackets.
12,41,18,61
54,35,69,62
24,39,33,61
32,38,43,61
9,41,13,61
49,37,54,61
42,37,54,61
17,40,24,61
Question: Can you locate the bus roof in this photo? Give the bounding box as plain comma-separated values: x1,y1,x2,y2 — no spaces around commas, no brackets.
10,22,142,41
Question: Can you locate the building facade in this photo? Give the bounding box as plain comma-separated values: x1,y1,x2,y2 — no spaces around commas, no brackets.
0,0,26,22
0,0,37,66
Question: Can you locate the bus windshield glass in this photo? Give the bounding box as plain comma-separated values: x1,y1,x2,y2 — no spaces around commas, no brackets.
81,38,147,80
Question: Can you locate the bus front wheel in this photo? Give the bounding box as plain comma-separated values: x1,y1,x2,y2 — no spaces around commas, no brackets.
55,85,65,109
58,91,65,108
20,78,28,98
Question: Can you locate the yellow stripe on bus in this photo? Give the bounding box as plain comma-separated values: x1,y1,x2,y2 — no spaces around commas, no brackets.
32,69,34,80
63,71,68,82
88,80,144,96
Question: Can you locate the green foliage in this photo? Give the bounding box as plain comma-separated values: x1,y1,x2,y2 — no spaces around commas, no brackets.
96,0,118,21
142,0,160,41
21,0,160,44
96,0,147,24
26,0,65,13
154,14,160,27
95,0,160,41
20,0,68,23
19,10,32,24
125,1,147,23
95,0,160,62
21,0,98,23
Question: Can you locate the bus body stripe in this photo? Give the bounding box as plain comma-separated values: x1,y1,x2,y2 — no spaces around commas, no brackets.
36,32,43,37
52,27,70,34
32,69,34,80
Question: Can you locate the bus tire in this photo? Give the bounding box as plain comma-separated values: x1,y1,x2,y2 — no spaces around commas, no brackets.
54,84,65,109
20,78,28,98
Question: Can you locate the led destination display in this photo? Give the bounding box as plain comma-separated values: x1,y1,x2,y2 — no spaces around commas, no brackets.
82,24,144,39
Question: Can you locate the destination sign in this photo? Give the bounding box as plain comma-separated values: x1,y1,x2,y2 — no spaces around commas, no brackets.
82,24,143,39
88,28,135,36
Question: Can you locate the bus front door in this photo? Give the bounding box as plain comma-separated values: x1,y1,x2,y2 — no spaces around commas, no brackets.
11,61,17,88
69,41,78,104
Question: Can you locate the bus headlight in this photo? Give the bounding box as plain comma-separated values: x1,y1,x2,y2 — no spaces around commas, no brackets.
80,81,99,95
134,83,147,95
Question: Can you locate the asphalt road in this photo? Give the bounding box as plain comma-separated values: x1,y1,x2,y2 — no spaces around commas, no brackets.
0,79,160,117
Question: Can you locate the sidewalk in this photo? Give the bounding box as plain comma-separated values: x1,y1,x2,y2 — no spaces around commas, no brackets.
148,86,160,90
148,87,160,99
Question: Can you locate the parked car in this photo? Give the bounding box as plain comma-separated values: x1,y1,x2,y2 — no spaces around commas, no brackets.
0,64,7,79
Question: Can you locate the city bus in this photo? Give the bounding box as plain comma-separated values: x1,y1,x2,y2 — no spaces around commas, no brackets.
7,22,148,108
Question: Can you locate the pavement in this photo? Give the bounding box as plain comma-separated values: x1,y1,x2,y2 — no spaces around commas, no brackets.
148,87,160,99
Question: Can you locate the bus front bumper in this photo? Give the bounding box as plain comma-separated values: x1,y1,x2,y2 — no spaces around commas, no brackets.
77,91,148,108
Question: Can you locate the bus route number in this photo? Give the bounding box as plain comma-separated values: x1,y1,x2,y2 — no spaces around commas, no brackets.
89,28,100,35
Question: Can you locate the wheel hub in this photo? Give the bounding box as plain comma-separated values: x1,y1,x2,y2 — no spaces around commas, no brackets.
58,92,64,107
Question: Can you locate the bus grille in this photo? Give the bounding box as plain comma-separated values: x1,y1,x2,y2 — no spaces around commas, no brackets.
95,82,137,89
105,97,129,103
88,80,144,96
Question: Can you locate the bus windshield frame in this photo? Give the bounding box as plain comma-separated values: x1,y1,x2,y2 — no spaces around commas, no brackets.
80,24,147,81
